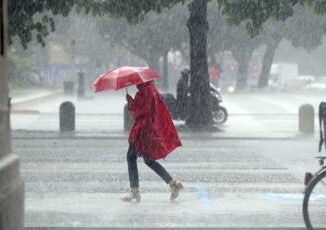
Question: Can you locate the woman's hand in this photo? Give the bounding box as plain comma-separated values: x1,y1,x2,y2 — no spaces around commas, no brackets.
126,94,134,111
126,94,133,103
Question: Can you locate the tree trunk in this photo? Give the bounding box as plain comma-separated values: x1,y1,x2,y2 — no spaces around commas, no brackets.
162,50,168,90
147,54,160,73
186,0,212,129
147,54,162,87
234,49,252,90
179,48,189,65
0,0,24,229
237,57,249,89
257,41,279,88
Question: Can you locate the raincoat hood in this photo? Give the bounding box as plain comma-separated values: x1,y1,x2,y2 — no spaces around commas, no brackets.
136,81,153,90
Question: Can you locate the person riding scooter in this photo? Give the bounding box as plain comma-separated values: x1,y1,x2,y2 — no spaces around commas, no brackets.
176,68,190,120
161,68,228,124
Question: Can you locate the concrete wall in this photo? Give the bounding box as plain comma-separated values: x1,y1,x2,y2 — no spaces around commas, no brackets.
0,0,25,229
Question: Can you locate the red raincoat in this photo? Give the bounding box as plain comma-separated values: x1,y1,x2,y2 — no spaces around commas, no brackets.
128,81,182,160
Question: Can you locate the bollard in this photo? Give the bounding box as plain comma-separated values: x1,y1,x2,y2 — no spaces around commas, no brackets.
60,101,75,132
77,71,85,98
124,104,133,132
299,104,314,133
63,81,74,95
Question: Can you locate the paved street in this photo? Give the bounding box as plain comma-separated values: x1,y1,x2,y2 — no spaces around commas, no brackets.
10,90,326,228
13,133,321,228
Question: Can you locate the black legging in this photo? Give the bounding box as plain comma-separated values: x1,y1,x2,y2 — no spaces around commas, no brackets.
127,144,173,188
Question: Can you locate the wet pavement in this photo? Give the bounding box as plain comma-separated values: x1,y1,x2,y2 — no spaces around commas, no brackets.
10,90,325,138
10,90,326,228
13,135,320,228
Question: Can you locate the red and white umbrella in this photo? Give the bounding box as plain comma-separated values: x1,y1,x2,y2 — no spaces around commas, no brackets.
93,66,160,92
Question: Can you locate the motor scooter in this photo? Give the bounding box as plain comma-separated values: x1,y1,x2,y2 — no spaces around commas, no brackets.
161,83,228,125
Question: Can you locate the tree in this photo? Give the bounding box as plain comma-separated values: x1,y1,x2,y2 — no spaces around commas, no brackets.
8,0,76,48
207,4,262,90
8,45,39,85
257,21,284,88
9,0,323,129
257,4,326,88
224,23,262,89
47,13,122,85
186,0,211,128
184,0,304,128
97,4,188,89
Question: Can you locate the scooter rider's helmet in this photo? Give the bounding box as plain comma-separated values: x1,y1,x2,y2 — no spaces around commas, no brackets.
181,68,190,77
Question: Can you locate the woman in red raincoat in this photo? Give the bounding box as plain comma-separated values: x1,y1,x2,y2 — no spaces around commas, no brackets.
121,81,183,202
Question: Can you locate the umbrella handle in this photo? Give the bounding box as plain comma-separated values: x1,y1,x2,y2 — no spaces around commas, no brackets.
125,87,129,95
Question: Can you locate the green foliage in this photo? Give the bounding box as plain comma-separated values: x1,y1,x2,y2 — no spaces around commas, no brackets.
97,3,188,66
95,0,185,22
286,4,326,50
315,0,326,15
8,0,75,48
218,0,304,36
8,0,186,49
8,0,326,50
7,46,39,85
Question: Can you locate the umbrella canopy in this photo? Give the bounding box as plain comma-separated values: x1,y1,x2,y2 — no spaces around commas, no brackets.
93,66,160,92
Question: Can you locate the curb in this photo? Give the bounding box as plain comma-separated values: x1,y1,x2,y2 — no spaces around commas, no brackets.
11,90,62,107
12,131,298,140
10,90,62,114
10,110,40,114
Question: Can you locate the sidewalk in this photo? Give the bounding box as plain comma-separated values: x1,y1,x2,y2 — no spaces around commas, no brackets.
10,87,62,115
10,86,61,104
9,89,321,139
